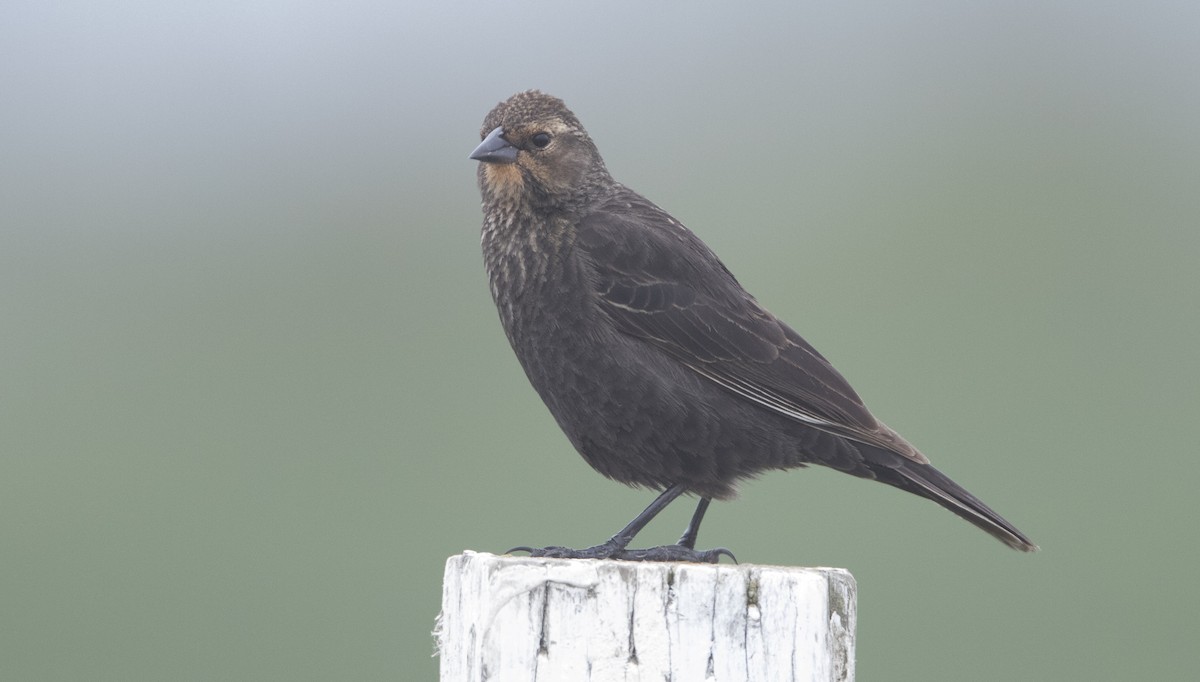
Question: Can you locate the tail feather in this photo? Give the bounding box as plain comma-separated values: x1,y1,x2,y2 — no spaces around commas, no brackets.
877,457,1038,552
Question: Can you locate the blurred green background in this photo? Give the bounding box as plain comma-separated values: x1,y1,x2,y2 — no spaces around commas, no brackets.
3,1,1197,680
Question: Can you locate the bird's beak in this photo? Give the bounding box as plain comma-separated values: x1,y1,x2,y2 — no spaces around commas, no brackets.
469,126,518,164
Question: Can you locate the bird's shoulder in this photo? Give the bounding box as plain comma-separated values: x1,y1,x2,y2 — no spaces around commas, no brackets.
574,187,737,291
573,187,777,356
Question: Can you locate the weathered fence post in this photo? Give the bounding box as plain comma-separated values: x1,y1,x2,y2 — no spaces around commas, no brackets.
435,551,856,681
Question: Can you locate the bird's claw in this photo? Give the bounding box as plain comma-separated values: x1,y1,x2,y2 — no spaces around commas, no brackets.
613,544,736,564
506,542,623,560
505,543,735,564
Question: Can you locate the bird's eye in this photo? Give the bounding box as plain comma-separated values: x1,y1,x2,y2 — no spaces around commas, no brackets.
530,132,552,149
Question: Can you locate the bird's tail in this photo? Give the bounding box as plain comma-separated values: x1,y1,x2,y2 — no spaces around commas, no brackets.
876,457,1038,552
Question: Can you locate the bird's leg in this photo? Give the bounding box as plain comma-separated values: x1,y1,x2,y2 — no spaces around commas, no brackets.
509,484,735,563
613,496,735,563
606,482,688,549
677,497,711,549
509,483,686,560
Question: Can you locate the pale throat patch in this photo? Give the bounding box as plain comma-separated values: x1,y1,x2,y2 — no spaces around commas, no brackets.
483,163,525,201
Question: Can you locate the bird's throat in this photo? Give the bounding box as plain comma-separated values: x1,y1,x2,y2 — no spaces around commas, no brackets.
481,163,525,204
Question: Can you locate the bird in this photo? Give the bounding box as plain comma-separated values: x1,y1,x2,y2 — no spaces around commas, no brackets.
469,90,1036,562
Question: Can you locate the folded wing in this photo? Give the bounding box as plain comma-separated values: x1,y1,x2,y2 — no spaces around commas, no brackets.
576,194,927,464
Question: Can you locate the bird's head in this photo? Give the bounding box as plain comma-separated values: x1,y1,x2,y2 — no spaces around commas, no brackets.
470,91,608,207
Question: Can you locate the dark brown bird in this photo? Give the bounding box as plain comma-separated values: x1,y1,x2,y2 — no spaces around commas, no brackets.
470,90,1036,562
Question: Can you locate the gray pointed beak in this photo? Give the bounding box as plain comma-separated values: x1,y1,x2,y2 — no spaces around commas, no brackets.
469,126,518,164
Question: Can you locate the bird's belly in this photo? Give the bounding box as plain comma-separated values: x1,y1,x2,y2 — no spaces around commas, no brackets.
510,319,796,499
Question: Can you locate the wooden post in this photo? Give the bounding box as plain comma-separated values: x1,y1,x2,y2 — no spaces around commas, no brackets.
435,551,856,681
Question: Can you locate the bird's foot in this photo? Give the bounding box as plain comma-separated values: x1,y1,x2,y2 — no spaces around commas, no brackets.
614,544,736,564
507,543,735,564
506,540,625,560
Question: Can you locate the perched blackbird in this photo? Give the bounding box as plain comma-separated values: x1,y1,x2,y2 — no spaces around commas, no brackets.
470,90,1036,562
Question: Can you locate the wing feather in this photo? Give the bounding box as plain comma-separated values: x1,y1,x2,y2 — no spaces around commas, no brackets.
576,193,927,464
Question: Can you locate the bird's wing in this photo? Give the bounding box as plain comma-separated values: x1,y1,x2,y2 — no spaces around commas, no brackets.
576,194,927,464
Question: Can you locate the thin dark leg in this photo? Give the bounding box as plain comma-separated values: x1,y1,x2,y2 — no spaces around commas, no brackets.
509,484,735,563
607,483,688,549
508,483,686,560
677,497,711,549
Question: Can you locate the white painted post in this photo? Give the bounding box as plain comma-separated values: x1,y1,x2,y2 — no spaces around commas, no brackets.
435,551,856,682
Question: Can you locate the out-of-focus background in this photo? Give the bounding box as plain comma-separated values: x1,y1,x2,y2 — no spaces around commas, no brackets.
3,1,1197,679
